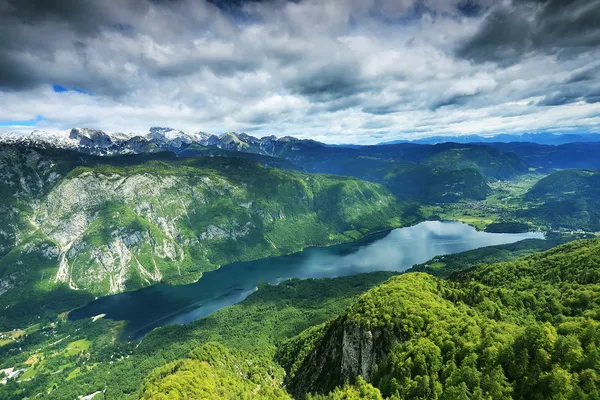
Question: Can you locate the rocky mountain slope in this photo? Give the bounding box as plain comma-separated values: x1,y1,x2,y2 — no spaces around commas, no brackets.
0,127,301,157
2,128,531,179
2,128,535,208
0,144,402,327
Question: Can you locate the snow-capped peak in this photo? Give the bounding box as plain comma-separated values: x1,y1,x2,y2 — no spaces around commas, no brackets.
147,127,212,143
0,126,305,157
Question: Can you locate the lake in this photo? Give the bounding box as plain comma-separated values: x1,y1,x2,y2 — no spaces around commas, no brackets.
69,221,543,339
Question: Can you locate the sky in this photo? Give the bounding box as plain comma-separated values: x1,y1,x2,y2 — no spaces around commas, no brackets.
0,0,599,144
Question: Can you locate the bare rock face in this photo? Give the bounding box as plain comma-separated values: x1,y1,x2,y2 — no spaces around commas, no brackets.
69,128,113,148
287,316,394,398
33,170,253,294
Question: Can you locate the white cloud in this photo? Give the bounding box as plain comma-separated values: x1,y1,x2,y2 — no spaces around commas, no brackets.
0,0,599,143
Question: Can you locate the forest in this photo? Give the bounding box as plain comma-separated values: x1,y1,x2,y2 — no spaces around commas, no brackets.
1,238,599,399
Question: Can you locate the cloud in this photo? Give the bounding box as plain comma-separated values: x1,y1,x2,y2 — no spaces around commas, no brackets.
0,0,599,144
457,0,600,64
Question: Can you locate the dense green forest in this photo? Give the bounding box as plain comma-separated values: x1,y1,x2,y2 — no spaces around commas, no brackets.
140,342,291,399
2,238,597,399
1,139,600,399
520,170,600,232
279,239,600,399
0,272,398,399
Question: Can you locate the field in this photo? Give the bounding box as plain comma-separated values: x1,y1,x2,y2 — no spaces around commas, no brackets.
421,173,548,231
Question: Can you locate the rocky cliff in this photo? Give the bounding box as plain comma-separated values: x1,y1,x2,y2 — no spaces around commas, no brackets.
0,144,402,326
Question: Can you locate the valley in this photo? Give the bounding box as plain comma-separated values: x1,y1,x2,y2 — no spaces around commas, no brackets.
0,131,599,399
2,2,599,398
68,221,542,340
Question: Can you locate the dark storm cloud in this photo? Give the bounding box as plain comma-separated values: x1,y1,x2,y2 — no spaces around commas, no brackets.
537,64,600,106
567,65,600,84
287,67,371,103
0,0,234,93
1,0,125,33
0,0,147,92
458,0,600,64
538,85,600,106
430,94,472,110
0,55,38,90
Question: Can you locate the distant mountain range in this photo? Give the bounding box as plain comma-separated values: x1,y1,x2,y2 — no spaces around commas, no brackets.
4,127,600,179
0,127,313,156
4,129,600,157
378,132,600,145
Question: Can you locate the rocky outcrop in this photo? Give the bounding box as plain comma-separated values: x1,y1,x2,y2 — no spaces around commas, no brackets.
285,316,395,398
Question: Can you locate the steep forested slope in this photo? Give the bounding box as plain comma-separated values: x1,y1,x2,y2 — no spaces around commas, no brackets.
4,238,598,399
382,165,490,203
519,169,600,231
0,144,402,329
267,141,529,181
0,272,397,399
279,239,600,399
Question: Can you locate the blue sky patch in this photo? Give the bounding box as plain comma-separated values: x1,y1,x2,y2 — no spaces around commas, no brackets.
0,115,45,127
53,84,68,93
53,84,89,94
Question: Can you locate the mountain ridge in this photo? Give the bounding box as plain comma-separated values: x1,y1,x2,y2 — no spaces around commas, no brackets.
378,132,600,146
0,127,313,157
0,144,403,329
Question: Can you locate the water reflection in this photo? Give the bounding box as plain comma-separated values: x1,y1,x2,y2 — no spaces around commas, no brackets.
69,221,543,339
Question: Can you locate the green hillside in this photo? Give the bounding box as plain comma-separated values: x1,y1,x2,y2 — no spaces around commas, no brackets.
0,272,397,399
383,165,490,203
520,170,600,231
140,342,290,399
269,142,530,181
0,145,403,329
3,239,599,399
279,239,600,399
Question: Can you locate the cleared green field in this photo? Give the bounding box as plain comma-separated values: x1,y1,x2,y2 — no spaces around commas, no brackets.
64,339,91,356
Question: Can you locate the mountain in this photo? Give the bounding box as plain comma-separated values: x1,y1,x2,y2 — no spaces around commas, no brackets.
0,269,399,399
2,128,533,204
265,141,529,181
379,132,600,145
381,165,491,203
278,238,600,399
3,236,599,399
0,143,402,328
4,129,599,176
487,142,600,172
0,128,300,157
519,169,600,231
